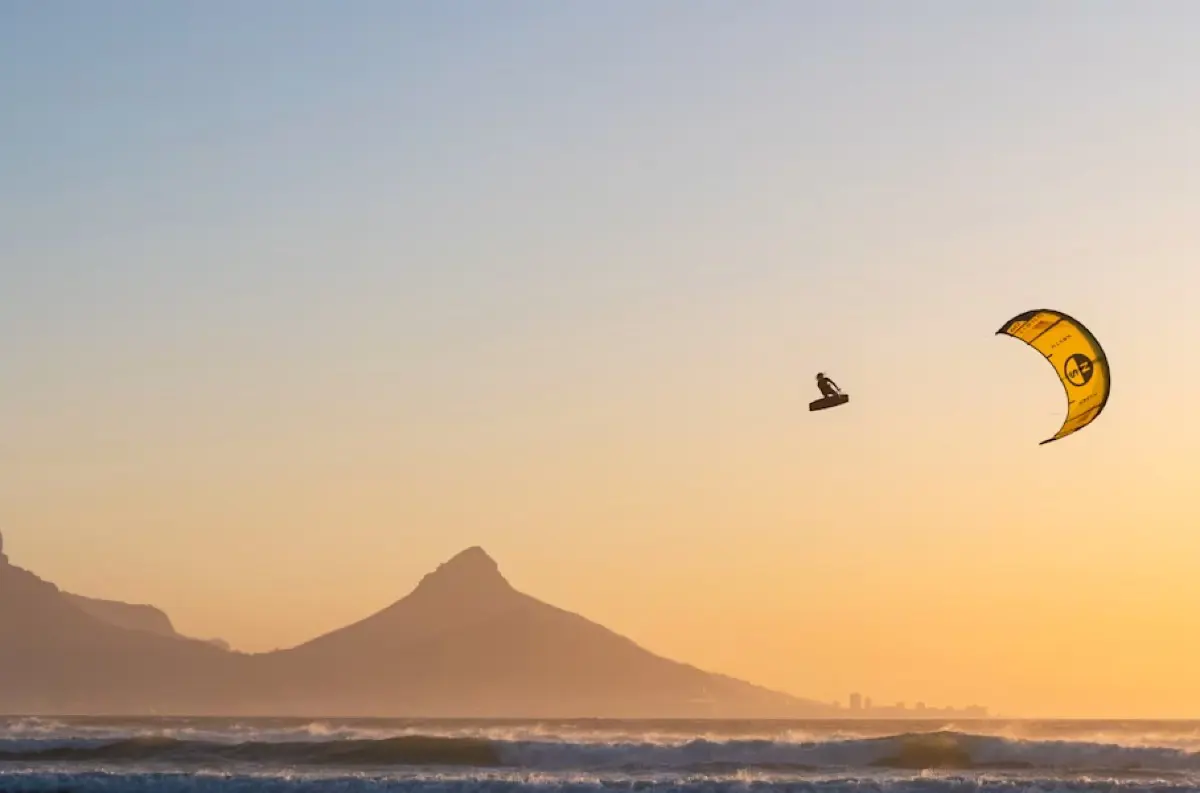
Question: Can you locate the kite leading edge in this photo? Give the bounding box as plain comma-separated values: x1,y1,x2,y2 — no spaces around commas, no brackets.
995,309,1110,445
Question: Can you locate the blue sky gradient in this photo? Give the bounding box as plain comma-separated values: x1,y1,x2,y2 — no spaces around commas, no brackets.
3,1,1200,715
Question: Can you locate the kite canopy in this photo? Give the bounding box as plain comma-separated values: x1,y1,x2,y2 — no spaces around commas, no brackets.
996,309,1110,445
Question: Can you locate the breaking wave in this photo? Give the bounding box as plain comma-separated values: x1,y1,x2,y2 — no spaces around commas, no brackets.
1,730,1199,774
1,774,1199,793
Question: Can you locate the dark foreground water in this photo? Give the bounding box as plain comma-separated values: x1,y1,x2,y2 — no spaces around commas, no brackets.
1,716,1199,792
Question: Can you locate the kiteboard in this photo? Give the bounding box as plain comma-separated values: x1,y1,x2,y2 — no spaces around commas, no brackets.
809,393,849,411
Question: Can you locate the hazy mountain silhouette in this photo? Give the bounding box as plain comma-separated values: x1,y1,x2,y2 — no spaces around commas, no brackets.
0,542,244,714
251,546,834,717
0,530,834,717
63,593,178,637
62,592,231,650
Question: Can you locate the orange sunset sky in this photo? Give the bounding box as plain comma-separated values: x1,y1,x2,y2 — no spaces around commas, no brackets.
2,2,1199,718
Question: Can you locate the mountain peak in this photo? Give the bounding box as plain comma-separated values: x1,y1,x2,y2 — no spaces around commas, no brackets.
411,546,511,600
0,528,7,565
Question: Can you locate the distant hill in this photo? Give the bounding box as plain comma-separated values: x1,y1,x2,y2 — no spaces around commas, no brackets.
0,549,243,714
63,592,232,651
63,593,178,637
252,546,835,717
0,529,833,717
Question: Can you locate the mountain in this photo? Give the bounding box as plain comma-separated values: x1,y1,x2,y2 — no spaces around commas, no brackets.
0,530,833,717
63,593,177,637
252,546,834,717
62,592,232,651
0,541,244,714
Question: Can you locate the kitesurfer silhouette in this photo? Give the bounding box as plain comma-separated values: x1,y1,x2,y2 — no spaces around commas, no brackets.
816,372,841,399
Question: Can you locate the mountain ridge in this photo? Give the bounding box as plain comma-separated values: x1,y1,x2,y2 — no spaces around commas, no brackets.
0,528,832,717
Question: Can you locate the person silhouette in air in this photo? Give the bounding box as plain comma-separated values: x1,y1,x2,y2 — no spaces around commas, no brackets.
816,372,841,399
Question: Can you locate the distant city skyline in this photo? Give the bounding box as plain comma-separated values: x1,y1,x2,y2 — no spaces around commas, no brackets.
838,691,987,718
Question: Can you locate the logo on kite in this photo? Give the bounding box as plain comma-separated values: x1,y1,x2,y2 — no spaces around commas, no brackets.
996,309,1110,445
1063,354,1094,387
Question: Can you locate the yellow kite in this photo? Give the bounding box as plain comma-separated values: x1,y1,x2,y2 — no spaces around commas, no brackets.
996,309,1111,445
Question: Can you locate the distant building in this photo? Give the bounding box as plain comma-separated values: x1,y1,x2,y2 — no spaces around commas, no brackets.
830,690,987,719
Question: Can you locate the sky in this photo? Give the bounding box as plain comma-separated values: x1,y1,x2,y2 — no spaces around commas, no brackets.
3,0,1200,719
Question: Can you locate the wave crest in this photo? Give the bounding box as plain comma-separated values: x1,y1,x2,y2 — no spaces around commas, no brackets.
0,730,1198,773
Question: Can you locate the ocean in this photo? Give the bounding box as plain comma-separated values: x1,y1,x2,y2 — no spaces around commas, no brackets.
0,716,1198,793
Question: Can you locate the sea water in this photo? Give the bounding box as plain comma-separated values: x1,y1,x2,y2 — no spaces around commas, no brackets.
1,717,1198,792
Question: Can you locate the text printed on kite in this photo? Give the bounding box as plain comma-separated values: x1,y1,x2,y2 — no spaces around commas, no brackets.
995,309,1110,445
